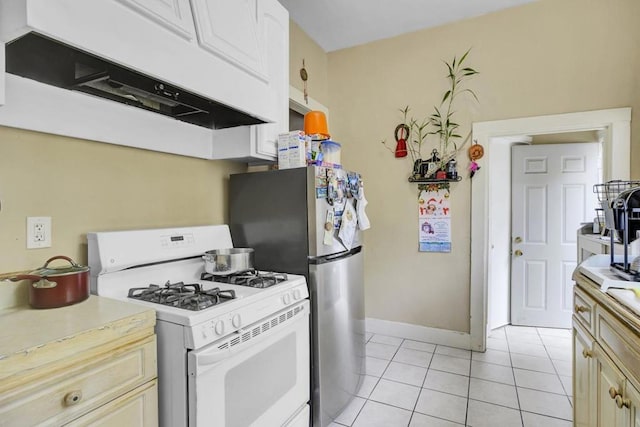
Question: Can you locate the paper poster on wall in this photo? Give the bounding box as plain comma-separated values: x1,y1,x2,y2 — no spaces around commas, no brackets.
418,183,451,252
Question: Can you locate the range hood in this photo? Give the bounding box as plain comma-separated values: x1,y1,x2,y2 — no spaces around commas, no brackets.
5,32,265,129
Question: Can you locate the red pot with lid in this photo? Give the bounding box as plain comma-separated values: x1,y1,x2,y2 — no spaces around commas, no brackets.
11,255,90,309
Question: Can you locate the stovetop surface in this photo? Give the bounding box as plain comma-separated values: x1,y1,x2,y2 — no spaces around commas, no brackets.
92,258,308,327
128,281,238,311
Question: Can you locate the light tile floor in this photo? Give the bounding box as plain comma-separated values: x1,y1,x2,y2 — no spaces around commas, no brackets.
330,325,573,427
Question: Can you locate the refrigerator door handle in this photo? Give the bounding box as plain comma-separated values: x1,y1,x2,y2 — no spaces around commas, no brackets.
309,246,362,264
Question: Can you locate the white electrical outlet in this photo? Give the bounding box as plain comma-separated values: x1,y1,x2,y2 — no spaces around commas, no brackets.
27,216,52,249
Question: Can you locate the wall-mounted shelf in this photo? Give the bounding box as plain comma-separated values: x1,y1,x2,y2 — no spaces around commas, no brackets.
408,176,462,183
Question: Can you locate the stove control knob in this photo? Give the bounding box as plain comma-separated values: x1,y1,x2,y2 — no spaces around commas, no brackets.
282,293,292,305
232,314,242,328
293,289,302,300
214,321,225,336
201,327,209,339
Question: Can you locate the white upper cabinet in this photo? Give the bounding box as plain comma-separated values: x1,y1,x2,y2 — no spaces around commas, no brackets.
210,0,289,162
191,0,267,82
115,0,196,40
0,0,289,161
256,0,289,158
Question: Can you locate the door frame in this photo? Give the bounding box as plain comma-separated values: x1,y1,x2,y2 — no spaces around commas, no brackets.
470,107,631,351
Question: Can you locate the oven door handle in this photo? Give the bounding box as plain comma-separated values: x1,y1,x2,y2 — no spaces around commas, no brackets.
197,329,248,366
198,347,232,366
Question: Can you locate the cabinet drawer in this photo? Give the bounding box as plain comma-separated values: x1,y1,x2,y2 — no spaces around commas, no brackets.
0,337,156,427
574,286,596,334
596,307,640,386
65,380,158,427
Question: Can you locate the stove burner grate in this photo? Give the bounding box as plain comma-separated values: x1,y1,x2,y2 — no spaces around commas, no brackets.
201,269,288,288
128,281,236,310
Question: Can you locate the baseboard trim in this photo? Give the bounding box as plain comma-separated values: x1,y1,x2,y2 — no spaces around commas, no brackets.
366,317,471,350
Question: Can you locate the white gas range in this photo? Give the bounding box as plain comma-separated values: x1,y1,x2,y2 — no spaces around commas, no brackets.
88,225,310,427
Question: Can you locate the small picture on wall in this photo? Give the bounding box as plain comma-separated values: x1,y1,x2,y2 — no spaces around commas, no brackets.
418,184,451,252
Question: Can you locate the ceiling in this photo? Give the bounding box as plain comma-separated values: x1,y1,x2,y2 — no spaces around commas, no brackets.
278,0,539,52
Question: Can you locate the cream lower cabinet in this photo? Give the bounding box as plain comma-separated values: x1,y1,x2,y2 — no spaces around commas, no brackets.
574,321,596,427
0,336,158,426
0,297,158,427
627,382,640,427
593,345,640,427
595,344,628,427
573,275,640,427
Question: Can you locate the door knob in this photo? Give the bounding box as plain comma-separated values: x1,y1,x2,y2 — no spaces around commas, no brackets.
514,236,522,243
514,250,523,257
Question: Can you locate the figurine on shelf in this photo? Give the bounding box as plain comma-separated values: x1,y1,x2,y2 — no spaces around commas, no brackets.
412,149,441,180
446,159,458,180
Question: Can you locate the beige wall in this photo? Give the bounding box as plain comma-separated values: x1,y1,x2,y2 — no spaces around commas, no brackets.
328,0,639,333
0,127,245,304
289,21,330,107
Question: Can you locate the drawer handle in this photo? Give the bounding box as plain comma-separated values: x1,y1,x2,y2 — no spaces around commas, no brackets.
582,349,592,358
615,395,631,409
575,304,590,314
63,390,83,406
609,386,621,400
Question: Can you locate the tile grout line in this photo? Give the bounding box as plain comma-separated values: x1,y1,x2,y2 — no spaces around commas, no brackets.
504,327,525,427
539,329,574,409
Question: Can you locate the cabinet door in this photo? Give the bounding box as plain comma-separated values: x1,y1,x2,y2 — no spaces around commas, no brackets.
191,0,267,80
574,322,596,427
595,345,628,427
254,0,289,158
115,0,195,39
208,0,288,162
626,382,640,427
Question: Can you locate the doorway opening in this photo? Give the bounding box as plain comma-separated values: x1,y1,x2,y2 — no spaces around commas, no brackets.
469,108,631,351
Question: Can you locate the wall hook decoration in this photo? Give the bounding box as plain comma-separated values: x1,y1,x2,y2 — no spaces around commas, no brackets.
394,124,409,158
468,139,484,178
300,59,309,104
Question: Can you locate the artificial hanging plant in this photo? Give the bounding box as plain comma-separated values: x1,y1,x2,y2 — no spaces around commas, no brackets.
427,48,479,171
383,48,479,181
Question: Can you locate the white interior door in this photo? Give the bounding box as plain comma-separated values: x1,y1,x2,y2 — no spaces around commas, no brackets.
511,142,599,328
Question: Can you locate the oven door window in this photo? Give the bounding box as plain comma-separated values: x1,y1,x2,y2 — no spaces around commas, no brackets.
188,301,310,427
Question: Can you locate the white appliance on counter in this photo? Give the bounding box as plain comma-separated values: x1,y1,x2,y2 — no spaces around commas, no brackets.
88,225,310,427
575,254,640,291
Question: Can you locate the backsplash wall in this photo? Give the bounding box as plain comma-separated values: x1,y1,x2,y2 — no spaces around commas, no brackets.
0,126,246,306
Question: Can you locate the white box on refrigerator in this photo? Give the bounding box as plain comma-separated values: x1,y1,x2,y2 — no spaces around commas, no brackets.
277,133,290,169
288,131,307,168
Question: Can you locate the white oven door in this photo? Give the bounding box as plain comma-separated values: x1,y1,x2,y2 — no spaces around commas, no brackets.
188,300,310,427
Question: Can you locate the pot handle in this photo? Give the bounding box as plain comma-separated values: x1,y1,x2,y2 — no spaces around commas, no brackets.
42,255,79,268
9,274,43,282
9,274,57,288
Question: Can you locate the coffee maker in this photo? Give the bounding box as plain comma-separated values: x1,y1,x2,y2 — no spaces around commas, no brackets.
606,186,640,280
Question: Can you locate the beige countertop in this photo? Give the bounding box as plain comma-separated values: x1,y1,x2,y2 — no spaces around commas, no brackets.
0,296,155,390
575,272,640,334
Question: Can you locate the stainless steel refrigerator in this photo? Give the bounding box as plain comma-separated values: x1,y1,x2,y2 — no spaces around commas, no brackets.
229,166,365,427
